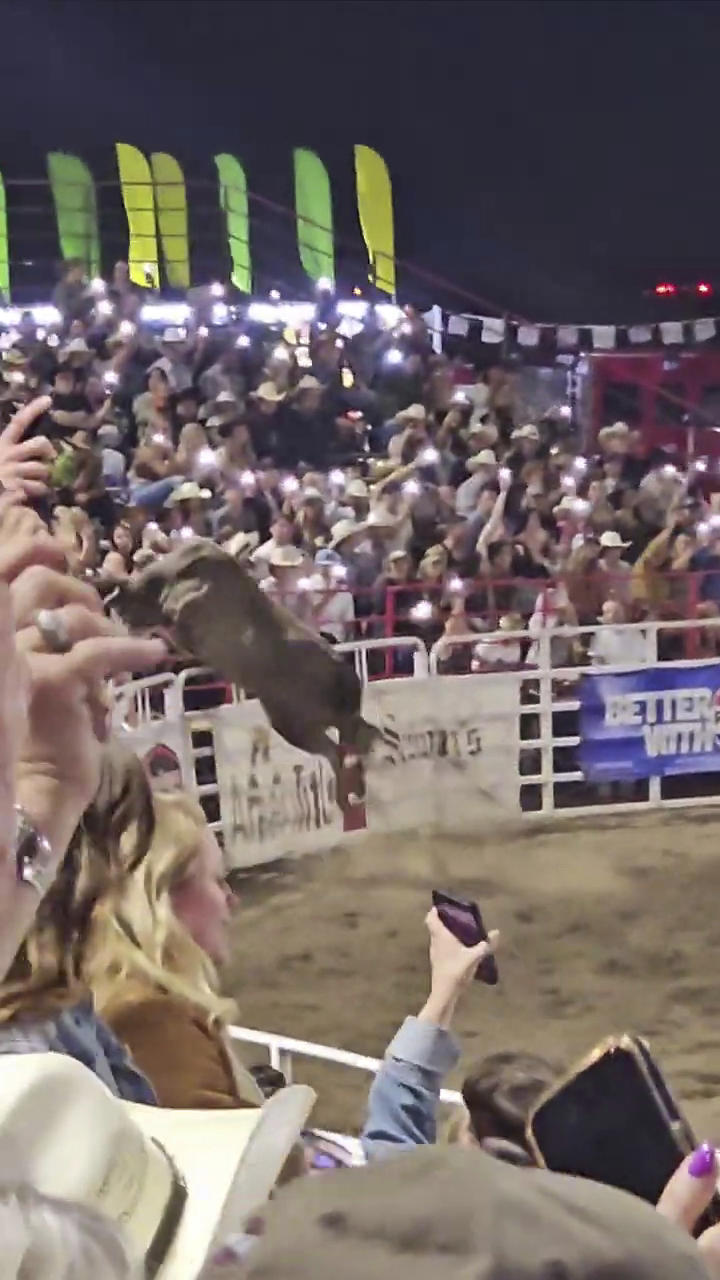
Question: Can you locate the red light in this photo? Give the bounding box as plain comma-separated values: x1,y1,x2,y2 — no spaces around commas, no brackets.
698,282,713,295
655,283,676,296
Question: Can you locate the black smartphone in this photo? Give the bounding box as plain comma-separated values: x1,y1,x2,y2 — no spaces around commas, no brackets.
527,1035,720,1232
431,890,498,985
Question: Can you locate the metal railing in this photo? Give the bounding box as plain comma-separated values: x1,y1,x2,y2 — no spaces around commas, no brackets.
227,1023,462,1108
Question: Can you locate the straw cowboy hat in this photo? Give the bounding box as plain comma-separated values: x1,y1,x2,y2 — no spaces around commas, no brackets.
466,449,497,473
511,422,540,441
224,529,260,559
0,1053,314,1280
165,482,212,507
395,403,426,424
269,544,305,568
329,518,362,549
252,382,286,404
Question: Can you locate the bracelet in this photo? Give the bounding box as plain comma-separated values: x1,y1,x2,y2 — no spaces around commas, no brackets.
14,805,56,897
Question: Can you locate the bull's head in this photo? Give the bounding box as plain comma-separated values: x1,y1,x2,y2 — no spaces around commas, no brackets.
108,538,238,638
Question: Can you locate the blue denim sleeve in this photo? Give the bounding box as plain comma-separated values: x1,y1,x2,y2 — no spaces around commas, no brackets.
361,1016,460,1162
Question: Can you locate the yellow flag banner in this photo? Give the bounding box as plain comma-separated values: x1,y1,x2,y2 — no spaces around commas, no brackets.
46,153,100,278
150,152,190,289
115,143,159,289
353,144,396,297
214,154,252,294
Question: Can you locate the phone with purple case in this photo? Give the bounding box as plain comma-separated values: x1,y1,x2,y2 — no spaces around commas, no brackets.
431,890,498,985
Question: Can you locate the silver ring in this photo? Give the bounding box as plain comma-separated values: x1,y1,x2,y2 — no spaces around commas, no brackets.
33,608,71,654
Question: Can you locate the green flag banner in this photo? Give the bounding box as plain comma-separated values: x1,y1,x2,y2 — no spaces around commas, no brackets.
150,152,190,289
0,172,8,299
293,148,334,284
214,153,252,294
115,143,159,289
46,153,100,278
354,144,396,297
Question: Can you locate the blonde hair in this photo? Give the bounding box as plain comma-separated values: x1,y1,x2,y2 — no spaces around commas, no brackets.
0,744,155,1022
83,792,235,1023
0,1184,136,1280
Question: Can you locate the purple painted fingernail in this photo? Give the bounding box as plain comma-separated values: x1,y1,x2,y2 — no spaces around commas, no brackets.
689,1143,716,1178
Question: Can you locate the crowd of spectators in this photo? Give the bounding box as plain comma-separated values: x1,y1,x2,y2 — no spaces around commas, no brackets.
3,257,720,689
0,263,718,1274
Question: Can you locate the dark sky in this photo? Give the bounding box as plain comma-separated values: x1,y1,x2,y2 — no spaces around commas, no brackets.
4,0,720,321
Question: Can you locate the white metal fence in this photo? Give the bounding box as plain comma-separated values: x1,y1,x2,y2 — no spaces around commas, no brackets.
228,1023,462,1107
115,619,720,1127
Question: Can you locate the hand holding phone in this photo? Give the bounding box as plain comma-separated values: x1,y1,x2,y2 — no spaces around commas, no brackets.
431,890,499,985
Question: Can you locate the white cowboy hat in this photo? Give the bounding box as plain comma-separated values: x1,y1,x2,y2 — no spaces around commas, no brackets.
269,544,305,568
599,529,631,549
252,382,286,403
329,518,362,548
0,1052,314,1280
59,336,93,361
165,482,212,506
346,478,369,499
295,374,322,392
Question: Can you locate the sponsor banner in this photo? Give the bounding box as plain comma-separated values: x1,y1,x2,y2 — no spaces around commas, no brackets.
363,674,519,827
579,663,720,781
213,674,520,867
212,701,343,867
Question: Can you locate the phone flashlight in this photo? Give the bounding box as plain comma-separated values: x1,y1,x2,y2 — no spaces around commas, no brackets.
402,479,421,496
329,469,346,487
420,446,440,464
410,600,434,621
103,370,119,389
281,475,300,495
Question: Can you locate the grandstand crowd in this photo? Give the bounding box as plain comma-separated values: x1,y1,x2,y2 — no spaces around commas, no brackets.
0,262,718,1276
3,257,720,679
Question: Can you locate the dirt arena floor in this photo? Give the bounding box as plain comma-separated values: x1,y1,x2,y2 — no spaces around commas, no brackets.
225,810,720,1139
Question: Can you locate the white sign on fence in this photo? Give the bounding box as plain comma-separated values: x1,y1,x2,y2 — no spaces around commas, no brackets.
211,674,520,867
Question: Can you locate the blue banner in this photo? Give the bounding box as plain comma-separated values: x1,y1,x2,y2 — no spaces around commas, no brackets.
579,663,720,781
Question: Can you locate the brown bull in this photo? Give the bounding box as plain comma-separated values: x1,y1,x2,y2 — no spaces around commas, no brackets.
110,540,380,790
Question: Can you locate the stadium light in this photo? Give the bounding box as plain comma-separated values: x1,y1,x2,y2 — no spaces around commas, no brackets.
697,282,713,296
654,283,676,296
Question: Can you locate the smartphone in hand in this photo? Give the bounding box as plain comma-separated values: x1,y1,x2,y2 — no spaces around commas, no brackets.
431,890,499,985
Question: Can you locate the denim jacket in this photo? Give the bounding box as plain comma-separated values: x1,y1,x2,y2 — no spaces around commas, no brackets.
0,999,156,1103
361,1015,460,1161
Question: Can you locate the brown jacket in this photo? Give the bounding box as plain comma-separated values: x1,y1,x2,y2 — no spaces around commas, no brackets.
102,983,263,1110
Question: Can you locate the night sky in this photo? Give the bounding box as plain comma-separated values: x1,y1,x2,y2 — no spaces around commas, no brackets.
4,0,720,322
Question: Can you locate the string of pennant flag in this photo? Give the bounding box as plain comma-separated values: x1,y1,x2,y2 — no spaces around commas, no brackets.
443,311,719,350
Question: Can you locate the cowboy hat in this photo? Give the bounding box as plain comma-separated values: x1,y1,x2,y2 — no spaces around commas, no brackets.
224,529,260,558
395,403,426,424
165,482,212,506
295,375,322,392
2,346,27,366
511,422,540,441
466,449,497,472
161,327,186,344
329,518,362,548
242,1144,705,1280
599,529,631,549
252,382,286,404
59,336,93,361
0,1053,314,1280
346,478,369,499
269,544,305,568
